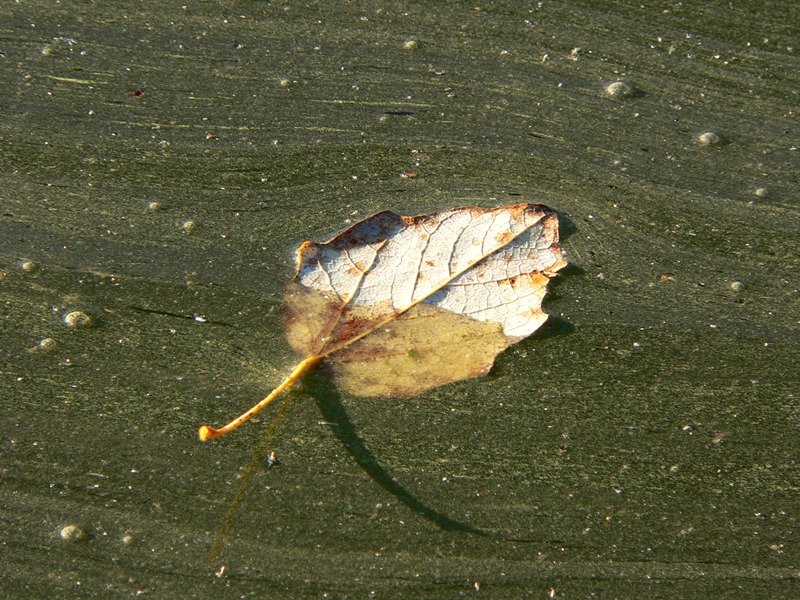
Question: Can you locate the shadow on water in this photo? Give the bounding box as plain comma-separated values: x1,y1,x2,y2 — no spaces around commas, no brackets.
307,368,488,536
207,394,297,566
208,366,487,566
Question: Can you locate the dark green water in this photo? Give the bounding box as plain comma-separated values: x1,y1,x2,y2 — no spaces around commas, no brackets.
2,2,798,597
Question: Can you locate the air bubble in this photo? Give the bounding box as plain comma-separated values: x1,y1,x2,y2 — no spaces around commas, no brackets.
60,524,87,542
697,131,721,146
605,81,633,99
64,310,93,330
730,281,745,292
39,337,57,350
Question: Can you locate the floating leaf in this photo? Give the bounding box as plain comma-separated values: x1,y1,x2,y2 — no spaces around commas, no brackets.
199,203,567,440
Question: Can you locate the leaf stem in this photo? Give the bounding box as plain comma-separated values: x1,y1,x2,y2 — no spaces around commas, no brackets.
198,355,321,440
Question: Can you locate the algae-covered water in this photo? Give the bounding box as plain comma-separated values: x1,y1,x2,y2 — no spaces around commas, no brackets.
2,2,798,597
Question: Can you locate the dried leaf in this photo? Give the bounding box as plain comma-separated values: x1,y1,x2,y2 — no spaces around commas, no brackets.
199,203,566,439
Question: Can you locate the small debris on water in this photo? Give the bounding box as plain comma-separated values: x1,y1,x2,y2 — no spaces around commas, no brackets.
266,450,281,468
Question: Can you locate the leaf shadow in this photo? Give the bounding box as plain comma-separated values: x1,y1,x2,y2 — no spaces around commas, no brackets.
305,368,488,536
555,210,578,242
532,314,574,341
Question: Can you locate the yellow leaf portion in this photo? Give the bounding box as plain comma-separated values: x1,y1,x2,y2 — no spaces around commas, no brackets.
285,287,509,396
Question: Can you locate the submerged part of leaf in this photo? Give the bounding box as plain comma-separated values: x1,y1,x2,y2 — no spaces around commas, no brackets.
285,284,509,396
200,203,566,439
